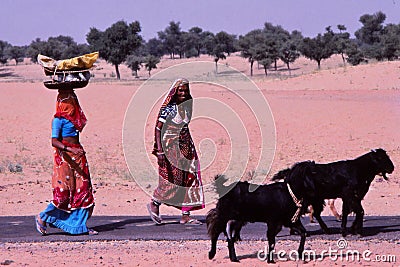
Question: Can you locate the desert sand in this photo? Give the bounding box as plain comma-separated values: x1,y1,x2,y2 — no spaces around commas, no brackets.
0,54,399,266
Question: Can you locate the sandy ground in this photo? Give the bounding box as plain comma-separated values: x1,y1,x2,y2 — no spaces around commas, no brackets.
0,54,399,266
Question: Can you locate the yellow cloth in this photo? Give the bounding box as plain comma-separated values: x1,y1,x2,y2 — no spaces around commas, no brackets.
38,52,99,71
57,52,99,70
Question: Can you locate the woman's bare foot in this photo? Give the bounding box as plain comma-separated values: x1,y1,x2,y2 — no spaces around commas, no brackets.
35,215,47,235
37,216,47,228
147,202,162,224
180,214,202,225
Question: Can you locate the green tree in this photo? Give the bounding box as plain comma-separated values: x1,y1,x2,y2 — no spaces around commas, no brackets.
158,21,183,59
7,45,26,65
334,25,351,65
355,12,386,45
46,36,68,59
26,38,46,63
239,29,265,76
180,31,195,58
354,12,387,60
61,43,90,59
238,29,264,76
206,31,236,73
145,38,164,57
220,32,237,56
144,55,160,76
279,30,302,71
0,40,11,64
345,41,366,66
87,20,143,79
212,47,226,74
258,57,274,76
188,27,204,57
362,43,385,60
27,36,88,63
279,42,300,71
126,55,143,78
380,23,400,60
181,29,205,58
46,35,83,59
238,29,275,76
86,27,105,53
300,27,336,69
263,23,290,70
202,31,216,54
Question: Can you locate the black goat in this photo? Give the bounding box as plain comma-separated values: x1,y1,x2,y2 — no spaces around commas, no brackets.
206,161,315,263
272,148,394,237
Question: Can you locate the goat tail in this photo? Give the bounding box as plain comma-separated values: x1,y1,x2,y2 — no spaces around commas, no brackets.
206,208,220,238
271,167,291,181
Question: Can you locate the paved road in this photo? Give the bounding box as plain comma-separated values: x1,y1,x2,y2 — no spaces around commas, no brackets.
1,215,400,243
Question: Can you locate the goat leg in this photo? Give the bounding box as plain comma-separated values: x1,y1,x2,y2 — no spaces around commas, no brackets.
266,225,280,263
313,212,330,234
309,201,330,234
292,222,307,260
341,202,350,237
225,221,240,262
208,236,217,259
227,238,239,262
315,215,330,234
350,201,364,236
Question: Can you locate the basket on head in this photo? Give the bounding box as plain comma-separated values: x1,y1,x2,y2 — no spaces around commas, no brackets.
38,52,98,90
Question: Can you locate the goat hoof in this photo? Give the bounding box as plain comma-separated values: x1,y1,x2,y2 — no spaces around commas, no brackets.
230,258,239,262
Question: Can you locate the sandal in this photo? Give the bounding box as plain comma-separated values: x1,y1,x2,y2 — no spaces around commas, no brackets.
147,203,162,225
180,218,203,225
88,228,98,235
35,216,47,235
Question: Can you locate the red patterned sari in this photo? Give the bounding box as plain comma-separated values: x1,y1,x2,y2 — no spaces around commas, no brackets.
51,91,94,211
39,91,94,235
152,79,205,212
52,141,94,211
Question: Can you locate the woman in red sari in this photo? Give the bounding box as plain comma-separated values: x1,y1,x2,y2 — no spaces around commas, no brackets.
147,78,205,225
35,89,96,235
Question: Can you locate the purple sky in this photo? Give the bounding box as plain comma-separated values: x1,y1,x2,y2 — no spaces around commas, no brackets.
2,0,399,46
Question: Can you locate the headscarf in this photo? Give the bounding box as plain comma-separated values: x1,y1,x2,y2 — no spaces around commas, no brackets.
54,90,87,132
158,78,192,116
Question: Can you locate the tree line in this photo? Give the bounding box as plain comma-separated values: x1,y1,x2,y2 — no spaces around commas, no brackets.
0,11,398,79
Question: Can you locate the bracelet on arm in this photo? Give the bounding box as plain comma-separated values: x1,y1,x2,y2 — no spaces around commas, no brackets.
156,151,164,155
155,127,161,131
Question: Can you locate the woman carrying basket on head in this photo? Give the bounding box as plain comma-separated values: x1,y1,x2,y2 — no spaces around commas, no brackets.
35,89,97,235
